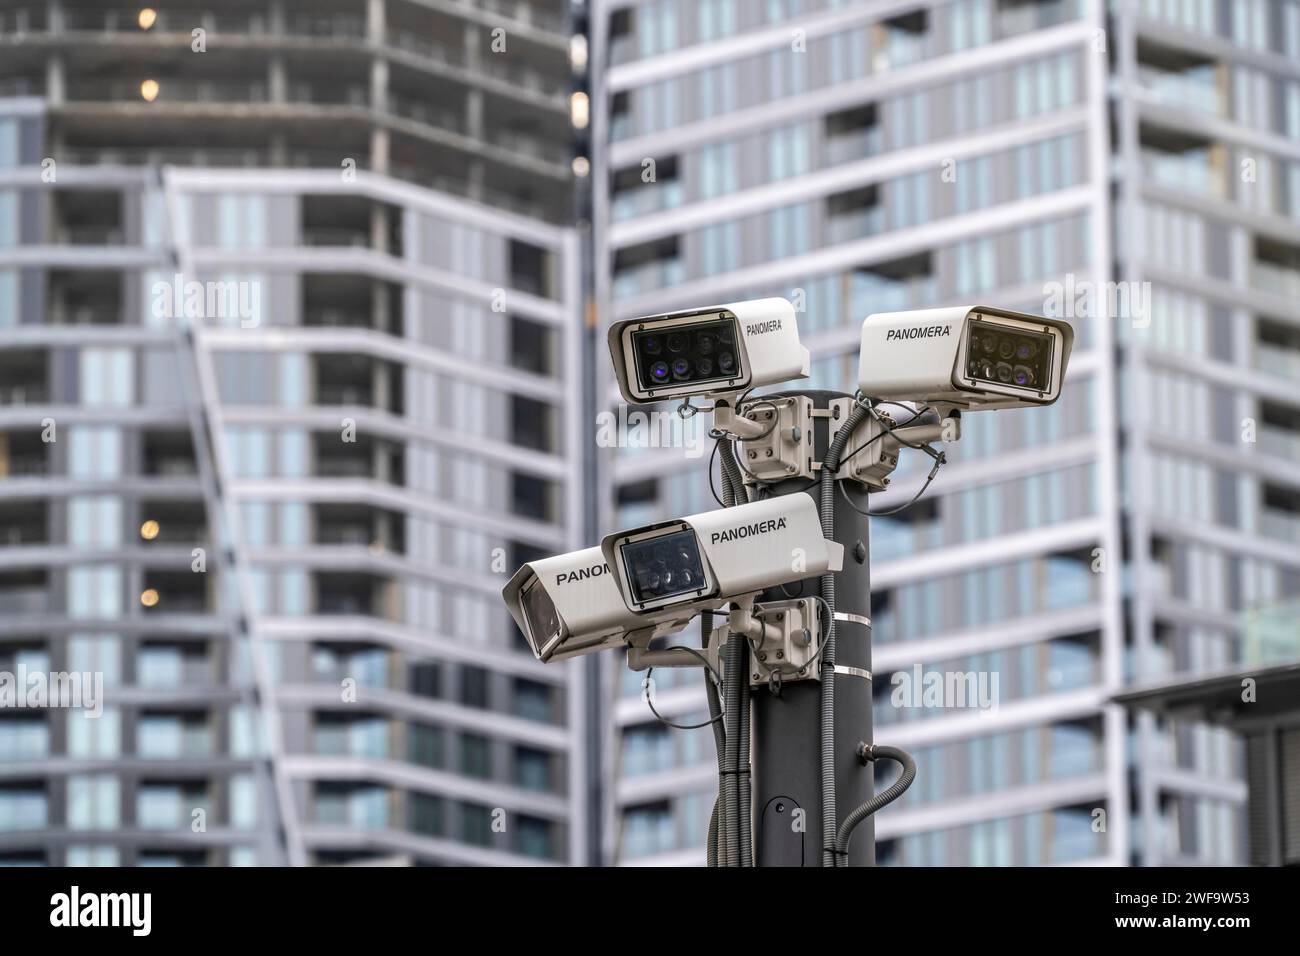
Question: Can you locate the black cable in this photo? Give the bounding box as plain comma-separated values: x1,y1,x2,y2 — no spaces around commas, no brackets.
831,403,933,471
707,437,726,507
838,450,945,517
641,644,724,731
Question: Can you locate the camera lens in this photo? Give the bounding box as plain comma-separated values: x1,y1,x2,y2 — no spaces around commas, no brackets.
637,567,663,592
696,333,716,354
696,357,714,377
522,582,560,649
649,361,670,383
980,336,997,355
998,340,1016,360
642,336,662,356
1016,342,1035,360
623,529,706,604
996,362,1013,383
667,332,688,353
718,352,736,374
1012,365,1034,387
671,358,691,380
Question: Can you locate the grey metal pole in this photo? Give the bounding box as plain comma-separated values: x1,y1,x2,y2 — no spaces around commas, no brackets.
749,390,875,866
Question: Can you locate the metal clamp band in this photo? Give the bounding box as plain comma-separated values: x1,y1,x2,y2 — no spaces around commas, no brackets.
834,612,872,628
833,664,872,682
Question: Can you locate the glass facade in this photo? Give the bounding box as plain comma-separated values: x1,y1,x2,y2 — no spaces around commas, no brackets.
0,0,588,867
596,0,1295,865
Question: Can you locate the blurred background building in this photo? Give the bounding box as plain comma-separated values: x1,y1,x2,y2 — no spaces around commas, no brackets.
2,0,1297,868
589,0,1300,866
0,0,593,865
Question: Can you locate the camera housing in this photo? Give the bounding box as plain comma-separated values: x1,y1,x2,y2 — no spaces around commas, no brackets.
608,297,809,404
502,547,692,663
857,306,1073,412
600,494,843,618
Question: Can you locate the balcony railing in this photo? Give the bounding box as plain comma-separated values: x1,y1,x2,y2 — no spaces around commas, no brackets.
1243,599,1300,666
826,205,885,245
315,384,374,406
70,79,269,103
62,8,264,33
1254,261,1300,300
477,0,568,34
1254,343,1300,381
611,181,683,222
0,8,46,33
824,127,883,168
385,92,465,134
1258,427,1300,464
302,309,384,330
1136,65,1224,116
1,456,49,478
286,13,365,39
301,228,371,248
1259,508,1300,546
385,27,566,100
54,226,126,245
612,259,685,300
1141,150,1224,199
0,589,48,614
0,385,49,405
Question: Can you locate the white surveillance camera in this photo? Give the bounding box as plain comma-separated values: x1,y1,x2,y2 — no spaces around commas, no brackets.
607,297,810,405
501,547,692,663
857,306,1074,412
600,495,842,619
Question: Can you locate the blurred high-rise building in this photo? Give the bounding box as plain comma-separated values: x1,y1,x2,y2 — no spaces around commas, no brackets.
0,0,594,865
590,0,1300,866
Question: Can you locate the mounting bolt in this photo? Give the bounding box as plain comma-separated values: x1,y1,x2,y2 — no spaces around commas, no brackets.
757,652,767,662
853,541,867,564
776,650,784,660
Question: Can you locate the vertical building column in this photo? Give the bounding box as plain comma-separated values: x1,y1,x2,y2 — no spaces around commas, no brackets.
366,0,385,43
368,0,391,180
370,58,389,114
463,24,486,201
46,1,65,105
267,0,284,36
369,128,390,175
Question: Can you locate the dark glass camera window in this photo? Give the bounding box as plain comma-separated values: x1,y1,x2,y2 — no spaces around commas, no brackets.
965,324,1053,392
620,529,706,605
631,317,741,393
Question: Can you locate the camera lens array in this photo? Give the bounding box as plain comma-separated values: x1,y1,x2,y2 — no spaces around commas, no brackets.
621,529,706,605
966,324,1052,392
633,317,740,392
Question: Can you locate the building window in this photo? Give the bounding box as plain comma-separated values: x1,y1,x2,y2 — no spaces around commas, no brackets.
459,733,491,780
517,816,554,860
408,792,443,837
460,666,489,709
514,746,553,792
